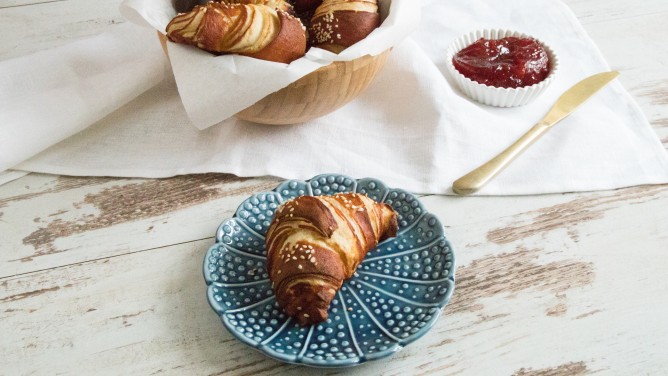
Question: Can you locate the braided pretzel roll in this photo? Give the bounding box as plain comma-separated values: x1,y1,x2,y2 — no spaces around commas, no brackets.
166,2,306,64
265,193,398,326
308,0,381,53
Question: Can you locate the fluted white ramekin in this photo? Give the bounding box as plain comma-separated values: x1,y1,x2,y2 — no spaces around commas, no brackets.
446,28,559,107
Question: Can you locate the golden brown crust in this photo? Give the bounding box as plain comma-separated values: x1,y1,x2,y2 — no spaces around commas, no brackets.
266,193,397,325
220,0,294,14
243,11,307,64
166,3,306,63
308,0,380,53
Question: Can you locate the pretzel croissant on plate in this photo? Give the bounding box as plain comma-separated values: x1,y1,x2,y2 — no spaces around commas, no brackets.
265,193,398,326
166,2,306,63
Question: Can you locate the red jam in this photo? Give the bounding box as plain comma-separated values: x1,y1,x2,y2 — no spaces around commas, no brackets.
453,36,550,88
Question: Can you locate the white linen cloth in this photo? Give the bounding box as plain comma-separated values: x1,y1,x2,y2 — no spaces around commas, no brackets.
1,0,667,194
0,23,168,175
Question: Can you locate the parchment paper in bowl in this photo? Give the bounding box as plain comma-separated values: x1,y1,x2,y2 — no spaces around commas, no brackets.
119,0,420,129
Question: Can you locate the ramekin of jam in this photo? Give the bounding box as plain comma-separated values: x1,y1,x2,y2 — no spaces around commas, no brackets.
446,29,558,107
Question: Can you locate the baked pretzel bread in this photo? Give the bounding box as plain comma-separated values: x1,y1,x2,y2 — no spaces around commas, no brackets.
308,0,380,53
265,193,398,325
166,2,306,63
222,0,294,14
175,0,293,16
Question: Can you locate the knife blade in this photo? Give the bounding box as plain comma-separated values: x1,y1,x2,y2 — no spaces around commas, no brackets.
541,71,620,126
452,71,620,196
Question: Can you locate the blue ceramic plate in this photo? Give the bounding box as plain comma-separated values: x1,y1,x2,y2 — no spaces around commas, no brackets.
203,174,456,367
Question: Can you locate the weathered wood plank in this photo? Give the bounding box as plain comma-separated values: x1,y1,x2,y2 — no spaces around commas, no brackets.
2,186,668,374
0,0,66,9
483,185,667,245
0,173,282,278
0,0,125,60
569,4,668,145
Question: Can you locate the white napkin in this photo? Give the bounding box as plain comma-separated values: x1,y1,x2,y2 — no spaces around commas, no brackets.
2,0,668,194
0,22,167,173
120,0,420,129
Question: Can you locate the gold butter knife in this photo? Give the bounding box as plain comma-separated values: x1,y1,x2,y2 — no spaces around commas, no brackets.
452,71,620,196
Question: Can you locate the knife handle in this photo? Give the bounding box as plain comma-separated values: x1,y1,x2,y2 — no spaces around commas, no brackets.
452,122,551,195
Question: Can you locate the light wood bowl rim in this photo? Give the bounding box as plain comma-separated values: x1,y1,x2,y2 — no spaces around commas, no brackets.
157,33,390,124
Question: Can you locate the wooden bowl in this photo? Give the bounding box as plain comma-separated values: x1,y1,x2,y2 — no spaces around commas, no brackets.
158,33,390,125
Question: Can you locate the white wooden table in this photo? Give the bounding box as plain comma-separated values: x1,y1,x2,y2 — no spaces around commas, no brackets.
2,0,668,374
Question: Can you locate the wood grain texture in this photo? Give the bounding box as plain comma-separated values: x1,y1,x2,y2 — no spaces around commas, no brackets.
0,0,125,60
485,185,667,245
445,247,595,315
235,50,390,125
567,0,668,148
0,173,281,277
512,361,590,376
2,182,667,375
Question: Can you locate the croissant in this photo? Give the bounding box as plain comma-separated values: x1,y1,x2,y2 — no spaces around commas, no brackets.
166,3,306,64
308,0,381,53
265,193,398,326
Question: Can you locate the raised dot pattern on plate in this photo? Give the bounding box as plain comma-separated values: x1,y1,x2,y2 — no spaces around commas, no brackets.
204,174,456,367
234,192,282,234
275,179,312,201
355,177,389,202
309,173,357,196
215,218,265,256
204,243,269,284
222,299,288,346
